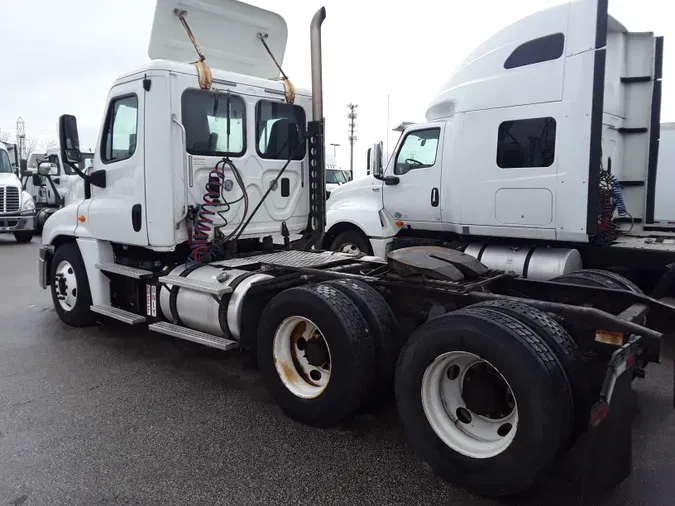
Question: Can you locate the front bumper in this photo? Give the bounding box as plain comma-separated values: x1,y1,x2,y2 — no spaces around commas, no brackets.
38,244,54,289
0,213,36,233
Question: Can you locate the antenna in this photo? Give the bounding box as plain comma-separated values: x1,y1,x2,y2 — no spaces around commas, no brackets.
347,103,358,178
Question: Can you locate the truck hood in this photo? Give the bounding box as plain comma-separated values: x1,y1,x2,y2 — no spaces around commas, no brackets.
148,0,288,79
0,172,20,186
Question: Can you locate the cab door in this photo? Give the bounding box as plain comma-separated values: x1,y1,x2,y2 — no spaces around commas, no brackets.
84,79,148,245
382,125,443,226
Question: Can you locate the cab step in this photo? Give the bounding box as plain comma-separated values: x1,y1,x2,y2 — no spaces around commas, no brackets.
90,304,147,325
96,262,153,279
158,275,233,296
148,321,239,351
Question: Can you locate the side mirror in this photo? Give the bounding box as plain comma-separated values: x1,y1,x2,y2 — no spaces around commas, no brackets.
20,159,27,172
59,114,82,164
38,162,54,176
31,174,43,187
369,142,384,178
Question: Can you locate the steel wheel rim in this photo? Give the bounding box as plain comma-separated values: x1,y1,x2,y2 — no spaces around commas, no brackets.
421,351,518,459
273,316,332,399
55,260,78,312
339,243,361,255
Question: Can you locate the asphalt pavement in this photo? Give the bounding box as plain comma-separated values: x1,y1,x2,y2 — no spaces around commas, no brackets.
1,236,674,505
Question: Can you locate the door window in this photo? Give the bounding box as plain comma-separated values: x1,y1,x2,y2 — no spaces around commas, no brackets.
394,128,440,175
101,95,139,163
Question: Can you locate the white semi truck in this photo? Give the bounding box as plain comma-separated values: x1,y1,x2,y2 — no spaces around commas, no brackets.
0,141,36,242
326,1,675,299
22,145,95,232
37,0,675,500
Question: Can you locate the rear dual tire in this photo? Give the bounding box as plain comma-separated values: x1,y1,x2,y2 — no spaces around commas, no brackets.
395,304,574,497
257,280,400,427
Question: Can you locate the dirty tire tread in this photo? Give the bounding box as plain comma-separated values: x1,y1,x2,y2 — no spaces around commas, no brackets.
50,242,95,327
322,279,400,400
395,305,573,497
572,269,643,293
257,284,376,427
470,300,584,444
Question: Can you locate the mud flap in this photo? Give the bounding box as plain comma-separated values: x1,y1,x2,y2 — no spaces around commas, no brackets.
578,338,641,505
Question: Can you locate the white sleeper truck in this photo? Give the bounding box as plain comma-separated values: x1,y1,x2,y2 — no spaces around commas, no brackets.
0,141,36,242
37,0,675,501
326,0,675,300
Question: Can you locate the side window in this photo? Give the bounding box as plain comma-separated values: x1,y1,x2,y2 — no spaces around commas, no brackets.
256,100,307,160
394,128,440,175
496,117,556,168
181,89,246,157
102,95,139,163
504,33,565,70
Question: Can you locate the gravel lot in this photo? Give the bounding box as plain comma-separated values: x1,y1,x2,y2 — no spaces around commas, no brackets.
1,236,674,505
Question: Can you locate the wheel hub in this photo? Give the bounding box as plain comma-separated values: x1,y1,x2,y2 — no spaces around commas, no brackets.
462,363,515,419
304,336,330,367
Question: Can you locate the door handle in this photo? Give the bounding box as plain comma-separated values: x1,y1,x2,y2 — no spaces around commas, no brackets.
431,187,439,207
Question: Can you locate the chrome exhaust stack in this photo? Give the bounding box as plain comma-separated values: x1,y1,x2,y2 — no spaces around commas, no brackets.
310,7,326,121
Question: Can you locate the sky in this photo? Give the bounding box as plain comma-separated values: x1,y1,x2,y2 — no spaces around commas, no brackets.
1,0,673,178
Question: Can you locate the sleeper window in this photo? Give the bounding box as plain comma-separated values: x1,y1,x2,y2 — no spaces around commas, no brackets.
102,95,139,163
182,89,246,157
394,128,440,175
497,117,556,168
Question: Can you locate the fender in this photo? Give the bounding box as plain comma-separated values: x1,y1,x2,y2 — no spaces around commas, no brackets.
325,176,400,244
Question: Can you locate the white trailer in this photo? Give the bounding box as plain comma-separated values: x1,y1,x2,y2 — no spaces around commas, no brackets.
653,122,675,224
37,0,675,501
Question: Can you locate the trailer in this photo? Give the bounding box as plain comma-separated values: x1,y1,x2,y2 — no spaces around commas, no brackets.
37,0,675,501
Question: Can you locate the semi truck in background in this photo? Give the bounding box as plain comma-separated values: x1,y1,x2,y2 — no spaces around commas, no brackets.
22,145,95,232
34,0,675,501
0,141,36,242
326,3,675,298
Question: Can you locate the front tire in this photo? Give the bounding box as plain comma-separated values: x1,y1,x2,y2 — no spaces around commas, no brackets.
330,229,373,256
14,231,33,243
50,242,95,327
395,306,573,497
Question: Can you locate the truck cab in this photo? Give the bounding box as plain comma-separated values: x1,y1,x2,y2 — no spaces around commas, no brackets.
0,142,36,242
325,0,667,275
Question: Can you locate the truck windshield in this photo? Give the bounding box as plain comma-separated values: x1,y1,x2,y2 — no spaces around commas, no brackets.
0,151,12,173
326,168,347,184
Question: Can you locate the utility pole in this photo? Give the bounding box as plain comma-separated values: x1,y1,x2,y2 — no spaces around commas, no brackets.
16,117,26,160
329,143,340,158
347,103,357,178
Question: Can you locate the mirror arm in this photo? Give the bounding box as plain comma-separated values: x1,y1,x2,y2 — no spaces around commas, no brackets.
44,175,63,207
64,159,106,189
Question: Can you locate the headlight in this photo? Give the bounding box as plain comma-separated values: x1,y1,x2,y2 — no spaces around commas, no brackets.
22,198,35,211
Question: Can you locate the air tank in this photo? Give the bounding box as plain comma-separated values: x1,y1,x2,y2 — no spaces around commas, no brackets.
462,243,582,281
159,265,273,338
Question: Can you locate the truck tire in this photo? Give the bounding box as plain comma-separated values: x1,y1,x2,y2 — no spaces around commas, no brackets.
321,279,399,401
565,269,643,294
395,306,573,497
470,300,585,444
50,242,95,327
330,229,372,256
14,231,33,243
257,284,376,427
